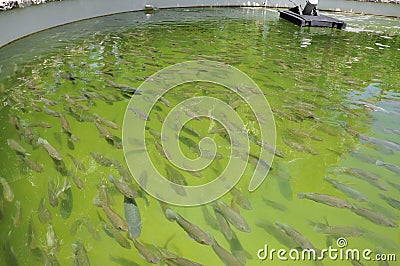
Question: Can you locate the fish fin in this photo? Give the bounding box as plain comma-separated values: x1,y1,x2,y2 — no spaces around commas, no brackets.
108,175,115,183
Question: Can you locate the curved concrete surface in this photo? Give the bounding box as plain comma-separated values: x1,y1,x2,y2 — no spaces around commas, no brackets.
0,0,399,47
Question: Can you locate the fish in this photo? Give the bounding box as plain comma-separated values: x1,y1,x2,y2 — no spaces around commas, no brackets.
388,181,400,192
179,135,200,154
109,175,138,199
29,121,52,128
72,241,90,266
256,219,299,249
124,196,142,239
0,177,14,202
43,106,60,117
379,194,400,211
17,155,44,173
70,219,83,235
101,221,131,249
68,170,85,190
182,126,201,138
28,215,38,250
275,221,316,250
60,187,73,219
212,201,250,233
64,94,89,111
230,187,252,210
288,129,323,141
165,165,187,196
95,199,128,231
40,97,57,106
262,197,287,212
94,121,113,139
165,208,213,245
351,204,397,227
111,160,133,183
324,177,369,202
13,200,22,228
67,153,86,171
159,96,172,107
228,231,252,265
59,114,70,132
46,224,60,255
93,113,119,129
201,206,219,230
282,136,317,155
349,152,377,164
298,192,353,208
159,248,203,266
311,222,365,237
128,107,150,121
131,239,159,264
336,167,387,191
375,160,400,175
37,137,63,161
7,139,30,156
214,209,233,240
210,238,244,266
90,152,113,167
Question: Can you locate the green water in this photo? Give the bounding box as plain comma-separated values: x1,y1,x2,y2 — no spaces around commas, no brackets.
0,7,399,266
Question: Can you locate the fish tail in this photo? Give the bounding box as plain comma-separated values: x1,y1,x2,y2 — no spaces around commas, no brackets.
297,193,306,199
165,208,177,221
375,160,384,166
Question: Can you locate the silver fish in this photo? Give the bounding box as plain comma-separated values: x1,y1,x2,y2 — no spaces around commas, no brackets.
214,209,233,240
101,221,131,249
230,187,252,210
37,137,63,161
212,201,250,233
351,205,397,227
165,209,213,245
131,239,159,264
275,221,316,250
128,107,150,121
211,238,244,266
324,177,369,202
0,177,14,202
7,139,30,156
109,175,138,199
159,248,203,266
379,194,400,211
298,192,353,208
95,199,128,231
376,160,400,175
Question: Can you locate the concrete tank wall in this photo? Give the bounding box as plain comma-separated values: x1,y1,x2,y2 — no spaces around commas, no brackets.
0,0,399,47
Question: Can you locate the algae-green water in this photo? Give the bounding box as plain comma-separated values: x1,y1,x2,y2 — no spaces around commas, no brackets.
0,8,399,266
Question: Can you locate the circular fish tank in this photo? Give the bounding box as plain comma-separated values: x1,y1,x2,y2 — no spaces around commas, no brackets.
0,6,399,266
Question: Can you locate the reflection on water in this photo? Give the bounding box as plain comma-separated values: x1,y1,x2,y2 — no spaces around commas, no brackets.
0,8,399,266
